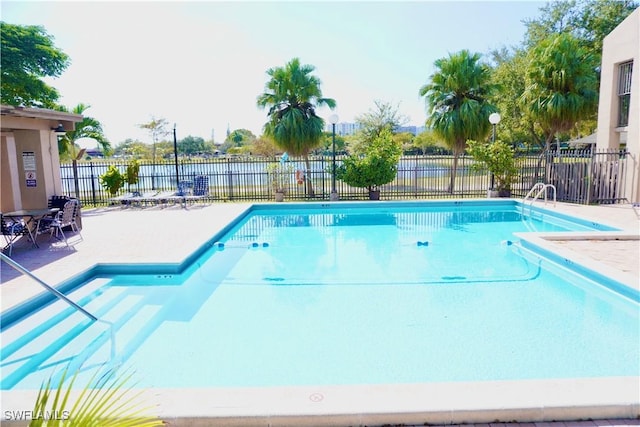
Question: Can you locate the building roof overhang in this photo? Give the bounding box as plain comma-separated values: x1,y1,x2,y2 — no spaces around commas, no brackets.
1,104,83,132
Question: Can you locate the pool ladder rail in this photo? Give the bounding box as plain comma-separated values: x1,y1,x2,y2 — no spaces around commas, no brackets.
0,252,98,322
524,183,556,215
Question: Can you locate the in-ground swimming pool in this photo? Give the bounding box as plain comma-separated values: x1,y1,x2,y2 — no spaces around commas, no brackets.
1,200,637,396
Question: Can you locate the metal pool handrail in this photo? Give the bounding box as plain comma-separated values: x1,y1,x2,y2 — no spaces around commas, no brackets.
524,183,557,206
0,252,98,322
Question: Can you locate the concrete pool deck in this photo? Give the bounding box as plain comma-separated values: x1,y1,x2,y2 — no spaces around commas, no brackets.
1,199,639,426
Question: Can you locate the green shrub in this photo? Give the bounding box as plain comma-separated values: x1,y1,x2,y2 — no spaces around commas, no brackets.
99,165,125,196
335,127,401,193
125,159,140,189
467,139,518,192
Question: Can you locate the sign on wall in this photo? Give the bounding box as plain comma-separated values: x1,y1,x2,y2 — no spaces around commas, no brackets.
22,151,37,187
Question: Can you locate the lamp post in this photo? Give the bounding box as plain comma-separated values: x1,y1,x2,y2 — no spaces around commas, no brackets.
328,114,339,201
172,123,179,191
488,113,501,190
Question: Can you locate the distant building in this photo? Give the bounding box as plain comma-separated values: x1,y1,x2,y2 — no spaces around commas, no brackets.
397,125,426,135
85,148,104,158
326,122,361,136
326,122,426,136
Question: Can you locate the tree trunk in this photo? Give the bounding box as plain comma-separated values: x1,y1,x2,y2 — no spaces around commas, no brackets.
72,159,80,200
303,154,315,197
530,133,555,188
448,152,459,194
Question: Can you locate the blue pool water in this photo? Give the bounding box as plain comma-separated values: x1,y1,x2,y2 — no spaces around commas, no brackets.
1,201,638,390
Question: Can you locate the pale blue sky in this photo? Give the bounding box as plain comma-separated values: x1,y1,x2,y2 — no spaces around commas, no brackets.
2,1,546,146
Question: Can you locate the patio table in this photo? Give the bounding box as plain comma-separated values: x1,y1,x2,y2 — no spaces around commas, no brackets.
2,208,59,248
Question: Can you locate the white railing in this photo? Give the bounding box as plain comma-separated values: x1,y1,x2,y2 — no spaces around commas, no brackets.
524,183,556,206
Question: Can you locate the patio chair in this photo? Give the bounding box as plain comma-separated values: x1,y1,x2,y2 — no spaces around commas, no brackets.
48,195,73,210
39,200,82,247
118,191,158,208
1,213,31,256
183,175,209,206
149,190,182,208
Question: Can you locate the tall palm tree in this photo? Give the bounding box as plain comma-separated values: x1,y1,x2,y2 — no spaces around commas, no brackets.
257,58,336,197
419,50,497,193
522,33,598,185
522,33,598,152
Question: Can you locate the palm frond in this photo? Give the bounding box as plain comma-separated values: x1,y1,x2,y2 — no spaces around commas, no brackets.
30,366,163,427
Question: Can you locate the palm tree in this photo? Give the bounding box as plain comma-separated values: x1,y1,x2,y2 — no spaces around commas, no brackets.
522,33,598,185
419,50,497,193
56,103,111,199
57,103,111,160
257,58,336,197
522,33,598,152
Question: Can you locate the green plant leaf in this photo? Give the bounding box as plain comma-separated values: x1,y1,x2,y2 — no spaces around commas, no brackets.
30,366,163,427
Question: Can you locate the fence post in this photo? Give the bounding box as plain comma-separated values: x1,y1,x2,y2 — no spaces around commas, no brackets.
586,148,596,204
413,155,418,198
90,162,97,206
226,158,233,200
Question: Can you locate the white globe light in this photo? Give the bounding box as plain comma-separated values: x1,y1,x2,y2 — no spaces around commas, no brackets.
328,114,339,125
489,113,501,125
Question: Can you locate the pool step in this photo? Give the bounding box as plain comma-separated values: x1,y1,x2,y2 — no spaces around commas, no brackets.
1,284,169,389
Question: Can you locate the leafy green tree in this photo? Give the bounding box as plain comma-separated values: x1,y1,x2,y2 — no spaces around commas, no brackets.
139,117,170,162
318,131,346,155
523,0,638,62
522,33,598,152
348,100,408,154
56,103,111,160
250,136,281,157
419,50,497,192
523,0,580,48
0,22,69,107
578,0,639,57
393,132,415,154
139,117,169,188
355,100,408,141
489,47,539,149
413,129,448,154
220,129,256,152
179,135,207,156
113,139,151,159
156,140,174,160
257,57,336,196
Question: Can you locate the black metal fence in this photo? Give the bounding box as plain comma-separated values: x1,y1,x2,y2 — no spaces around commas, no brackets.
60,149,628,207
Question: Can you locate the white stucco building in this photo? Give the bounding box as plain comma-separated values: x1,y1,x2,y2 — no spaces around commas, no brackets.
596,8,640,203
